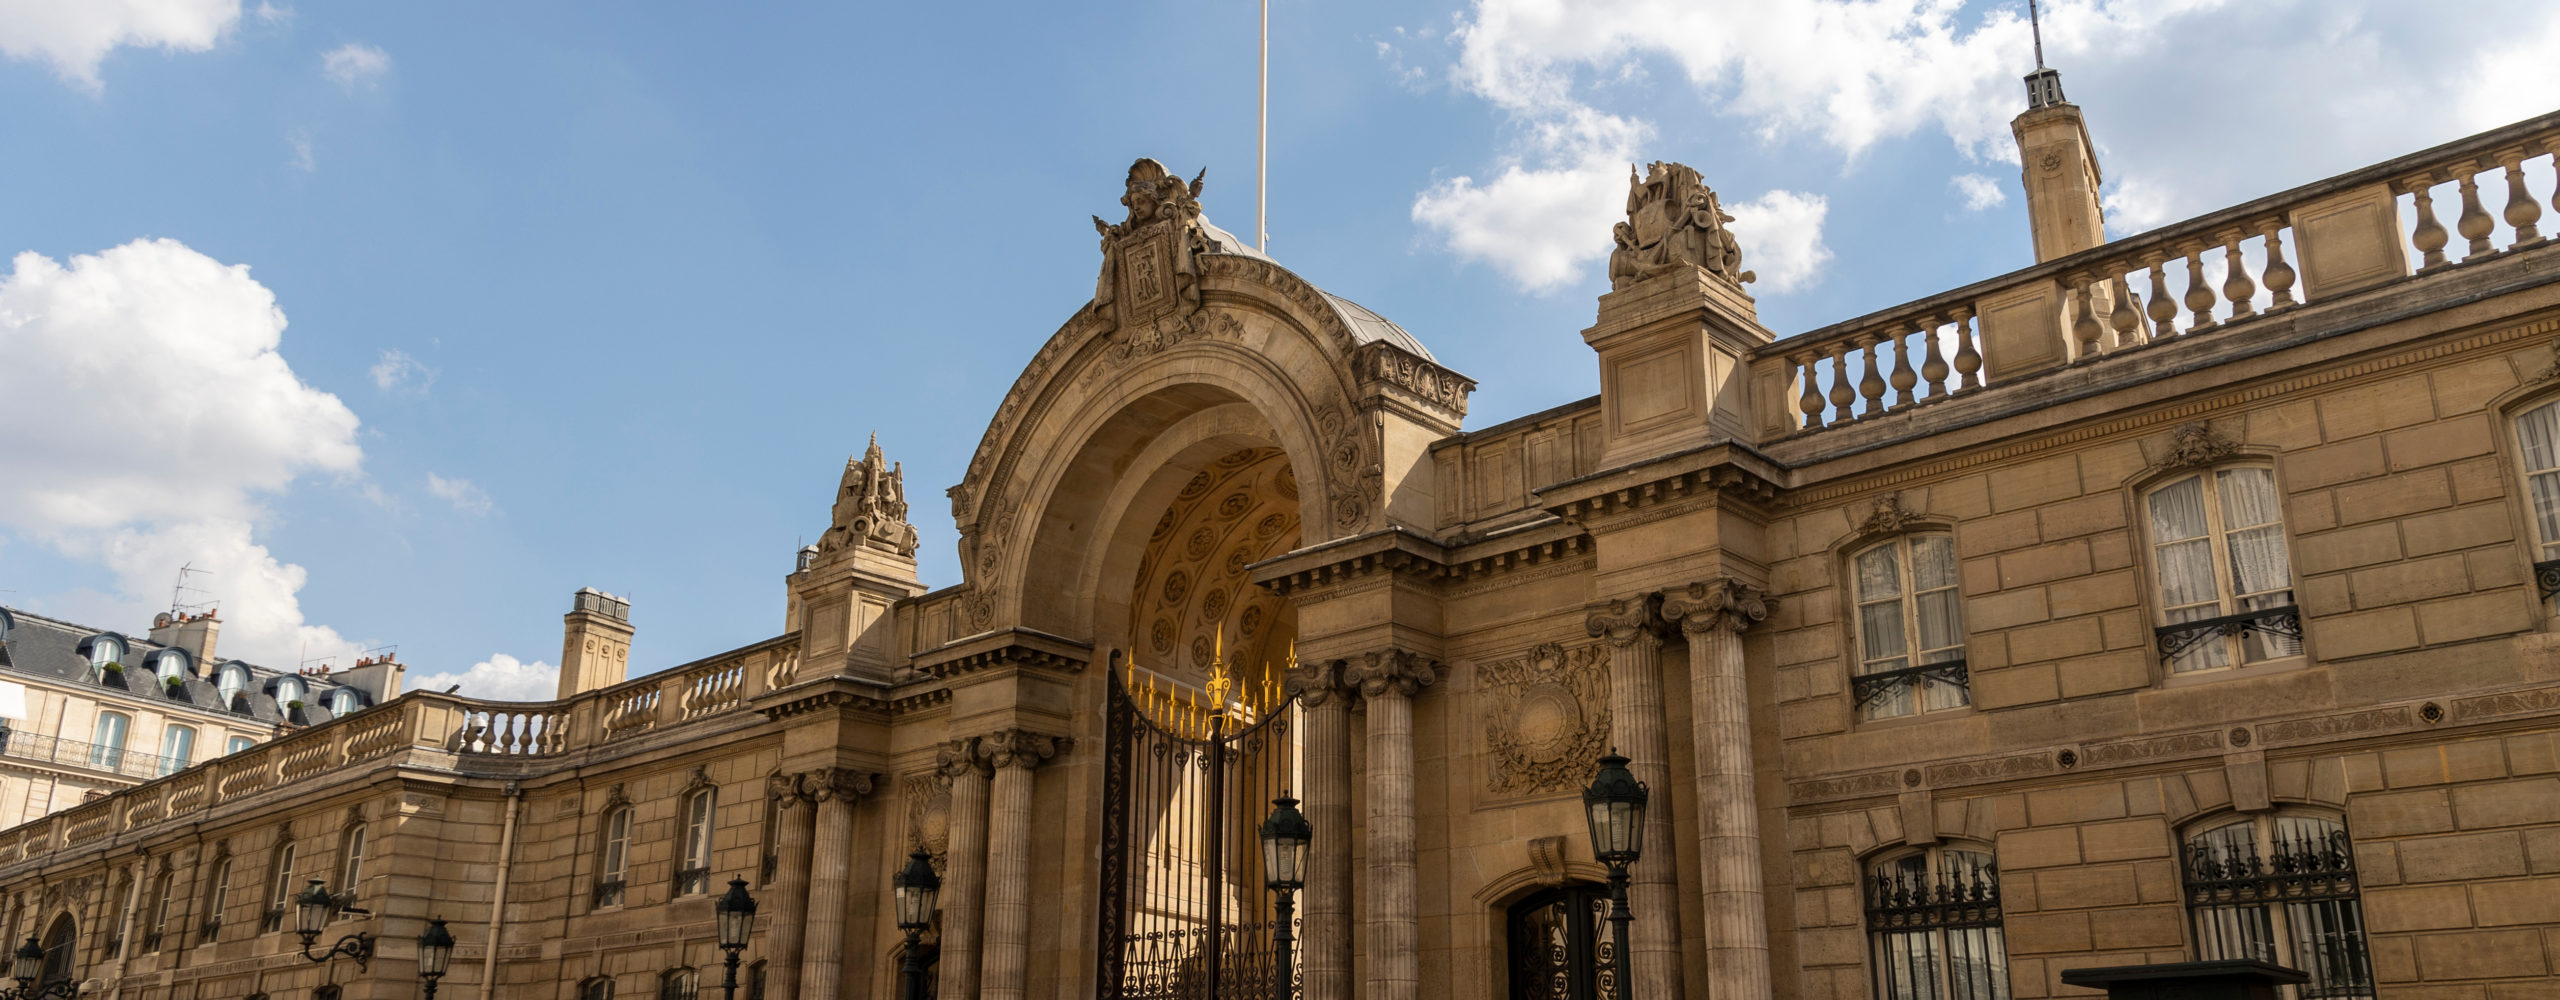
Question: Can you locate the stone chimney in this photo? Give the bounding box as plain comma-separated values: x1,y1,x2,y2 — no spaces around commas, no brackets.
2012,66,2107,262
556,588,634,700
148,611,220,674
340,652,406,703
1584,161,1778,465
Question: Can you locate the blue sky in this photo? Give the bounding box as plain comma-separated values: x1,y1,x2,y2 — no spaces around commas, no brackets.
2,0,2554,699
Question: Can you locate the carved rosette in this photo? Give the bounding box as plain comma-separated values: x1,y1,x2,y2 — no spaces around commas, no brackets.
1584,595,1665,649
979,730,1063,772
1347,649,1440,701
1481,643,1612,798
1661,579,1776,635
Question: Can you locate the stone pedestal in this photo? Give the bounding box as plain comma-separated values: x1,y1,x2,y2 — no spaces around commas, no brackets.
935,739,991,1000
976,731,1058,1000
1662,580,1775,1000
1587,597,1682,1000
1350,651,1436,1000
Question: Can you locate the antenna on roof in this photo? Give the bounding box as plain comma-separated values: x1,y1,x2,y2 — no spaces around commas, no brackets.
169,564,217,617
2021,0,2066,110
2029,0,2046,70
1256,0,1269,253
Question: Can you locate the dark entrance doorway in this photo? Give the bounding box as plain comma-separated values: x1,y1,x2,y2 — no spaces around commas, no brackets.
1507,884,1621,1000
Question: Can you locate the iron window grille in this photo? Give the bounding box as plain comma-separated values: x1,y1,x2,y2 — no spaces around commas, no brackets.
673,867,711,897
2537,559,2560,603
1865,852,2009,1000
593,879,627,909
2155,606,2302,662
260,906,284,933
2181,822,2373,1000
140,930,160,951
199,919,220,942
1851,660,1971,714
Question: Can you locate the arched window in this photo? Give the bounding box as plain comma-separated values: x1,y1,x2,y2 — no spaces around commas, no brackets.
327,688,363,715
2181,813,2372,998
0,608,13,641
157,725,195,777
85,635,125,671
1504,883,1614,1000
217,664,250,709
1850,533,1969,720
37,914,74,985
154,649,191,684
1865,845,2009,1000
274,676,307,709
675,789,715,896
595,806,632,907
338,822,367,901
660,968,699,1000
226,735,254,756
263,840,297,933
2146,467,2300,673
90,711,131,771
201,856,233,942
580,977,617,1000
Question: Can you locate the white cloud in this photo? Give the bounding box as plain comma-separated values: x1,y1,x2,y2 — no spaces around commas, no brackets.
0,0,238,91
408,653,558,703
1952,173,2006,212
252,2,289,26
1723,190,1831,294
424,473,491,516
288,131,314,172
369,348,434,393
320,41,387,91
0,238,368,667
1410,110,1649,292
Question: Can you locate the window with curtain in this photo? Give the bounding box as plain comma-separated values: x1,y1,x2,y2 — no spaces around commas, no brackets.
660,968,699,1000
158,725,194,777
275,677,306,708
1851,534,1970,720
2182,814,2372,999
263,841,297,933
226,736,254,755
339,824,366,901
90,712,130,770
595,806,632,907
2514,400,2560,602
156,650,190,683
675,790,715,895
217,665,249,708
201,856,232,942
87,637,123,670
146,870,174,951
328,688,362,715
1865,845,2009,1000
2146,468,2301,673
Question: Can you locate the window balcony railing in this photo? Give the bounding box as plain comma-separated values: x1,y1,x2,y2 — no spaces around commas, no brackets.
593,879,626,908
2154,606,2302,661
260,906,284,933
1851,659,1970,714
673,866,710,897
2535,559,2560,603
0,728,188,781
198,919,219,943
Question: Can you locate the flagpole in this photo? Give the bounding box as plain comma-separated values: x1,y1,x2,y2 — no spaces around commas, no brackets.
1257,0,1269,253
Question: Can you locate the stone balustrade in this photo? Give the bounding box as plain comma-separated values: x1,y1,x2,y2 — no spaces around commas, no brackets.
1758,111,2560,437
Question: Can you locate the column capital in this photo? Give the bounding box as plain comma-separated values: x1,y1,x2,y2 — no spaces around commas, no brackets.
766,771,813,809
979,729,1064,771
1283,657,1352,708
936,737,988,783
1346,649,1439,701
804,767,877,804
1584,594,1668,648
1661,579,1776,635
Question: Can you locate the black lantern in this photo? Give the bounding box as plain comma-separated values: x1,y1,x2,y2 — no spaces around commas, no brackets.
287,879,372,970
9,938,36,986
1582,750,1648,996
416,918,454,999
715,878,757,999
4,934,78,998
1258,796,1312,1000
892,848,940,1000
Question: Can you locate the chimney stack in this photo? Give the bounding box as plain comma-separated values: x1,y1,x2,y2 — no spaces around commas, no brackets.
2010,24,2107,262
557,588,634,700
148,611,220,673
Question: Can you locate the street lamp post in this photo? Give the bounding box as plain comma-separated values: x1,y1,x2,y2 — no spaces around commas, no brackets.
1257,796,1312,1000
715,878,758,1000
290,880,373,971
416,917,455,999
3,937,77,998
892,848,941,1000
1582,750,1648,998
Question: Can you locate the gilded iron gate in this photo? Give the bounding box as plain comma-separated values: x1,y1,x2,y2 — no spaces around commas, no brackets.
1097,650,1301,1000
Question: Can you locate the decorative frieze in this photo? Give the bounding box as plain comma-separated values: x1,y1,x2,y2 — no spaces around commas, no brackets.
1479,643,1611,798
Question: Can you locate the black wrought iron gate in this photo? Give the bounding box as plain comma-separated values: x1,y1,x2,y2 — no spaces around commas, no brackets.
1097,650,1301,1000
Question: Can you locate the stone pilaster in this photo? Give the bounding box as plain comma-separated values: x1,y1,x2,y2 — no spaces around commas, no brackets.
1282,658,1354,1000
1586,595,1682,1000
1661,579,1776,1000
763,773,816,1000
798,768,874,1000
977,730,1060,1000
935,738,991,1000
1349,650,1438,1000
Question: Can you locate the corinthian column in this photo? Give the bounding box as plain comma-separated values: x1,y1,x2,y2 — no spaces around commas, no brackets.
798,768,874,1000
1586,596,1682,1000
977,730,1059,1000
1661,579,1777,1000
763,773,816,1000
935,738,992,1000
1282,658,1353,1000
1349,650,1437,1000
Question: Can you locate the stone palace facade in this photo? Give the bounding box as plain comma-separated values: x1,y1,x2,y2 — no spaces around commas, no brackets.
4,71,2560,1000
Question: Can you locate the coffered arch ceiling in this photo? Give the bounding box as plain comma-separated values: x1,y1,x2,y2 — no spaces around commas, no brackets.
1124,446,1300,701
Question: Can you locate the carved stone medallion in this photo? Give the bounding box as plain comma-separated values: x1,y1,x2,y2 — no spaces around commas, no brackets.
1481,642,1611,798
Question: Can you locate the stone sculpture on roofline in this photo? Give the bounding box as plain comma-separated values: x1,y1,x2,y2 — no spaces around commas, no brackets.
1609,160,1756,291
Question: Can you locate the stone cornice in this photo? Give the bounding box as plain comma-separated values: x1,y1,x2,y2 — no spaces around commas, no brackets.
1352,341,1473,426
761,676,946,720
1536,442,1785,523
908,627,1092,680
1249,526,1450,598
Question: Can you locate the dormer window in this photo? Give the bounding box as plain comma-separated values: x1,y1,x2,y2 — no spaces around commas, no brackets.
327,689,362,715
274,677,307,708
217,664,251,708
85,636,126,670
155,649,191,684
0,608,13,641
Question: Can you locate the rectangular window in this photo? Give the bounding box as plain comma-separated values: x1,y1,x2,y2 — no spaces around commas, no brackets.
90,712,130,771
1866,848,2010,1000
226,736,253,755
675,791,715,895
202,859,231,943
340,826,366,898
1852,534,1970,720
158,725,195,777
2182,816,2372,999
263,843,297,933
2148,469,2301,672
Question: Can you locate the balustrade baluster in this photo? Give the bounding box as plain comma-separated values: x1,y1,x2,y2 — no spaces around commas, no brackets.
1888,327,1918,407
2504,152,2545,246
2457,164,2498,259
2261,227,2297,309
1794,353,1824,429
2110,275,2146,347
2409,177,2452,270
1950,310,1982,392
1919,321,1950,397
2147,259,2179,339
2182,247,2219,332
1825,342,1855,424
2221,236,2256,321
2070,277,2104,359
1857,333,1888,417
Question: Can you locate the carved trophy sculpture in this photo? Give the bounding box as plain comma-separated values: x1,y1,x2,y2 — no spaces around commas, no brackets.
821,433,920,558
1090,158,1238,351
1610,161,1757,291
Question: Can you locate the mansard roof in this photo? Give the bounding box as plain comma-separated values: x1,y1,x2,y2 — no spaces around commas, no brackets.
0,606,368,726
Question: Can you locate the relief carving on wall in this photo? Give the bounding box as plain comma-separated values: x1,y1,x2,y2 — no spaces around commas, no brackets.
902,773,950,872
1481,642,1611,798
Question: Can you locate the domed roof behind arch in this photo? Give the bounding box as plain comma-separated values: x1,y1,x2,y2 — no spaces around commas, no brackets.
1189,215,1437,361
